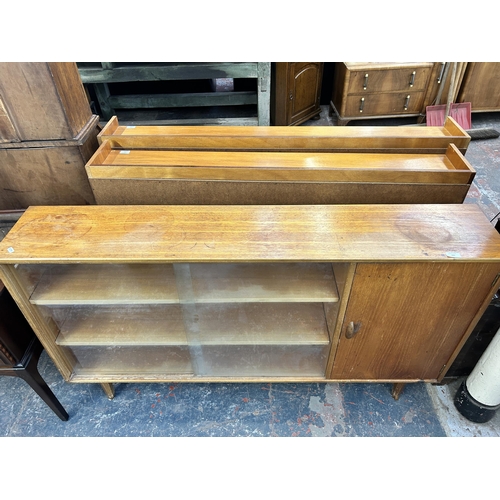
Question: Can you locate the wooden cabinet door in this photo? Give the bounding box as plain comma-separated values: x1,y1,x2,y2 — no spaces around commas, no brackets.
287,62,323,125
457,62,500,111
272,62,323,126
330,262,500,381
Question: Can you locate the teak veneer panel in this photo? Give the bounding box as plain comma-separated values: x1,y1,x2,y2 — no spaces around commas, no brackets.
97,116,470,153
1,204,500,264
332,261,500,381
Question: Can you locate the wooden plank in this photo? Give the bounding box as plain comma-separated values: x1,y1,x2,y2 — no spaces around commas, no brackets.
97,117,470,152
444,143,476,183
1,204,500,264
28,263,338,304
54,302,330,346
97,116,118,145
109,91,257,109
78,63,260,83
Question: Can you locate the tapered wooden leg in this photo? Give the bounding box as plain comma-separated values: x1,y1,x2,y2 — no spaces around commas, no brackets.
16,339,69,421
100,382,115,399
391,383,406,400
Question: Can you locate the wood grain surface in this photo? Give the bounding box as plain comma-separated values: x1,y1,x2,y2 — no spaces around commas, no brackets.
1,204,499,264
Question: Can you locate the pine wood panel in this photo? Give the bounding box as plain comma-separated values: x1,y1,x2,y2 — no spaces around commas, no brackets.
97,116,470,152
2,205,500,264
331,262,500,381
54,302,330,346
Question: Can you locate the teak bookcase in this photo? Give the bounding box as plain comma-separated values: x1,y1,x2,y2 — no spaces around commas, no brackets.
1,204,499,401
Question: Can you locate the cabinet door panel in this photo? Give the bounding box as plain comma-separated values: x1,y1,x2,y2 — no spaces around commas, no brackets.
331,262,500,381
288,63,323,125
458,62,500,110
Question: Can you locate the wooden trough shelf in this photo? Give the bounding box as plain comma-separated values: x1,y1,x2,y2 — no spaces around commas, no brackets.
98,115,471,153
86,124,475,205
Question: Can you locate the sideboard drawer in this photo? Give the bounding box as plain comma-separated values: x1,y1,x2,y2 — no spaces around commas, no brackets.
348,66,432,93
344,92,425,117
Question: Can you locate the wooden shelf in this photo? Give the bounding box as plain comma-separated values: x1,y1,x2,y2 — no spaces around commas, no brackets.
87,142,475,184
30,264,178,305
53,302,330,346
194,345,329,377
29,263,338,305
70,345,193,376
97,116,471,153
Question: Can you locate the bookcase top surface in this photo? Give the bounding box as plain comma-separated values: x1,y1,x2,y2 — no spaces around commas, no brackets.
1,204,499,264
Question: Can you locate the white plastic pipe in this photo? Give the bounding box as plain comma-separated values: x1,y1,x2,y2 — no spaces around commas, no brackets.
466,326,500,407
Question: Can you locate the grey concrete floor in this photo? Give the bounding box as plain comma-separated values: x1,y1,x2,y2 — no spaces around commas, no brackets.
0,106,499,439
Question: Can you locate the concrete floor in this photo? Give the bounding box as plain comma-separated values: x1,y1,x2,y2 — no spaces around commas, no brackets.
0,106,499,437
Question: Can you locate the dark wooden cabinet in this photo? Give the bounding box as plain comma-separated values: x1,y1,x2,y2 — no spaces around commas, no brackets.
272,63,323,125
0,281,68,420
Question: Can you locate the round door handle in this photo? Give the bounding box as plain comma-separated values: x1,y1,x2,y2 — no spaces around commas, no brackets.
345,321,362,339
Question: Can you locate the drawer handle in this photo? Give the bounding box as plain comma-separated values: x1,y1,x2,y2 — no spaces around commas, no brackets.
363,73,368,90
345,321,362,339
404,95,411,110
359,97,365,113
409,71,416,87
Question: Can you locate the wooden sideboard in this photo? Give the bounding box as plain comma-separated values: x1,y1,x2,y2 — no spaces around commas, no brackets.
330,62,440,125
1,204,499,401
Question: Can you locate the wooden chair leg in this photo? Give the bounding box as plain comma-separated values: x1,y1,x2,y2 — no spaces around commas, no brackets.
391,383,406,401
